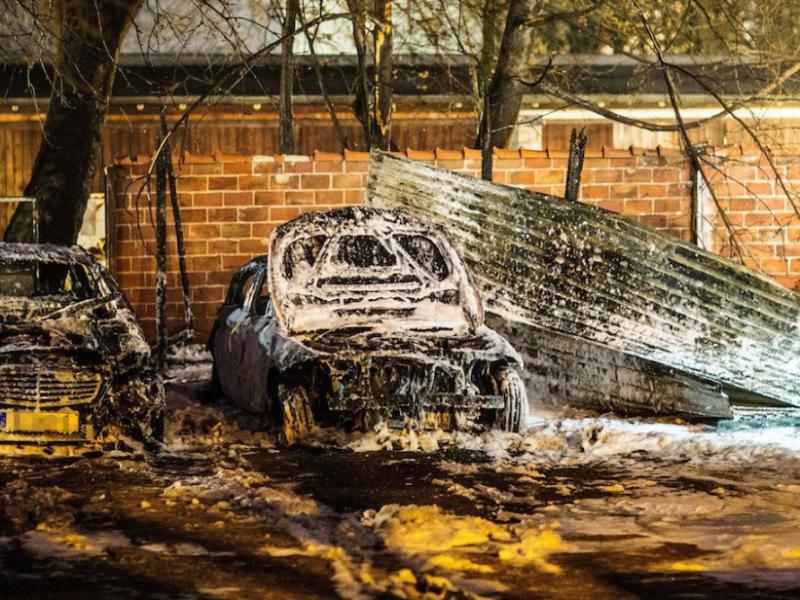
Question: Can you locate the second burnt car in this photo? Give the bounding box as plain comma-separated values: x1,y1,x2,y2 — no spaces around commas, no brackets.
209,207,528,443
0,243,164,455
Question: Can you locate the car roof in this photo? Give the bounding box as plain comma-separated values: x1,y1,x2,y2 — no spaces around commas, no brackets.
0,242,95,265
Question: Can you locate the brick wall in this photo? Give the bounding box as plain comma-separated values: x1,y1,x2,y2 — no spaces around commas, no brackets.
108,146,800,342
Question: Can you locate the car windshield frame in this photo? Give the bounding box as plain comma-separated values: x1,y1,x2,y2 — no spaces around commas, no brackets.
0,258,99,303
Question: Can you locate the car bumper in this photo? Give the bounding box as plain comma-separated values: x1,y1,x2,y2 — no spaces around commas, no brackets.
329,393,504,412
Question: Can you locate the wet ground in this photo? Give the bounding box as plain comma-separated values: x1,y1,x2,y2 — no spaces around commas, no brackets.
2,374,800,599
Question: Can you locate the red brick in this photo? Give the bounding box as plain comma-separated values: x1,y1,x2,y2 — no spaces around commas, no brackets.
582,185,609,199
313,161,344,173
345,161,369,173
611,184,638,199
728,199,757,211
286,191,315,205
253,160,279,174
534,169,567,185
177,176,208,191
223,162,252,175
208,176,239,191
666,183,691,196
282,159,314,173
187,224,220,239
626,199,654,213
638,184,668,198
219,223,251,238
183,240,208,255
594,169,624,183
239,239,268,254
594,199,625,213
271,174,299,190
315,190,344,205
623,168,653,183
187,255,222,271
522,158,552,169
301,174,331,189
251,223,276,238
179,208,208,223
436,160,467,171
270,206,301,221
332,174,363,189
190,163,223,175
254,191,285,205
237,206,270,222
653,168,685,182
192,192,224,207
755,197,786,211
223,191,254,206
344,190,364,204
639,215,671,232
508,171,536,186
208,239,238,254
494,158,523,170
654,198,685,213
223,255,249,269
239,175,270,190
192,285,226,302
208,208,238,222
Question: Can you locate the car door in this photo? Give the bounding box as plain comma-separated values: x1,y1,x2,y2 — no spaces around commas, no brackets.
234,264,278,414
212,261,263,407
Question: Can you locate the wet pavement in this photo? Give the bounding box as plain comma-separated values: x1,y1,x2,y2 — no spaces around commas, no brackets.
1,378,800,599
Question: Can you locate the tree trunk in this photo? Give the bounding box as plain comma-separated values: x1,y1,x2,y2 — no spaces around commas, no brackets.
372,0,392,150
4,0,144,245
279,0,299,154
347,0,372,148
476,0,540,150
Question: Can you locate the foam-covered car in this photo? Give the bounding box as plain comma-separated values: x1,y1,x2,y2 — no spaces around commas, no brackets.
208,207,528,443
0,243,164,455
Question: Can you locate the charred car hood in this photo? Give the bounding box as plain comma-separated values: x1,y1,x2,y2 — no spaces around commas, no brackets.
0,320,102,355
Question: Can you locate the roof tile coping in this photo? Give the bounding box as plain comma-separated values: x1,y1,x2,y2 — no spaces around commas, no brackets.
113,144,800,167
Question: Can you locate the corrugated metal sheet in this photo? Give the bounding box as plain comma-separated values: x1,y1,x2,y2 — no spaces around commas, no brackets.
365,152,800,410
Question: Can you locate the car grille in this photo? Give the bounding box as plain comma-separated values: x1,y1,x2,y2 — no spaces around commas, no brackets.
0,363,103,408
367,361,455,398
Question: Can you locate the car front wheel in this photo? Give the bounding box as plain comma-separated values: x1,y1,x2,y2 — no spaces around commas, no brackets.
494,366,528,433
277,386,317,446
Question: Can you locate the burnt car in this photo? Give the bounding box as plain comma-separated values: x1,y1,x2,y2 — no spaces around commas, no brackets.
0,243,164,455
208,207,527,443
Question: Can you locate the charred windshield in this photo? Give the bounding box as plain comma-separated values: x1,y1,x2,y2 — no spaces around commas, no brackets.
394,234,450,280
335,235,396,268
0,260,95,300
283,235,327,281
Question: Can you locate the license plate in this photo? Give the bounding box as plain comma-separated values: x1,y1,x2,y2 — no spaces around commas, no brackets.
0,411,79,434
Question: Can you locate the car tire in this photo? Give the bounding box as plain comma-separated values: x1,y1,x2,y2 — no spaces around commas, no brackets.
205,361,223,403
494,366,528,433
278,386,317,446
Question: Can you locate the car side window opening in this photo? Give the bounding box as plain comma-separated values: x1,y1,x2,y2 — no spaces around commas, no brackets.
394,234,450,281
336,235,396,268
0,261,94,299
253,278,272,316
226,262,264,306
283,235,327,280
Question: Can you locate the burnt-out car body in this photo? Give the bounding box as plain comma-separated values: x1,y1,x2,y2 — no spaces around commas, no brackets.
209,207,527,443
0,243,163,455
